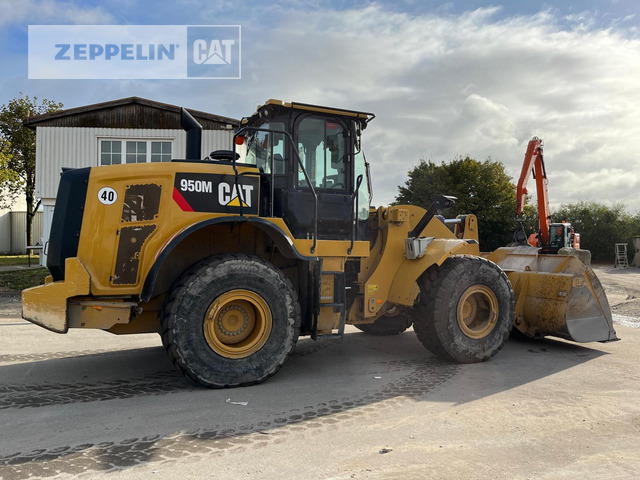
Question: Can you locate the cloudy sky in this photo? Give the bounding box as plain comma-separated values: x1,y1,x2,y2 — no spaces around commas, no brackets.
2,0,640,210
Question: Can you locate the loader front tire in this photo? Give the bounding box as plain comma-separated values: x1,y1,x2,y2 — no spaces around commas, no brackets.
414,256,514,363
161,254,300,388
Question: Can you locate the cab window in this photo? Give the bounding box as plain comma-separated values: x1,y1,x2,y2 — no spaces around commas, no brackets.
296,117,346,190
549,225,565,248
246,122,286,174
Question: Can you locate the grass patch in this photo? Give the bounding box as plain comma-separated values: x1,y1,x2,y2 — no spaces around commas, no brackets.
0,268,48,291
0,255,40,267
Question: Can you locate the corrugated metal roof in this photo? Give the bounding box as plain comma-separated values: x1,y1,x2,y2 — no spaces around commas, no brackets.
24,96,239,130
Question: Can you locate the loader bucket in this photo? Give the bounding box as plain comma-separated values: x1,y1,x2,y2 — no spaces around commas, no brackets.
486,246,618,343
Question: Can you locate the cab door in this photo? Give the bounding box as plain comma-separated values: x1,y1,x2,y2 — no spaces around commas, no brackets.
283,114,354,240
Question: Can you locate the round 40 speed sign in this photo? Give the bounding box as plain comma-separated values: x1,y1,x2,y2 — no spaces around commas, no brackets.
97,187,118,205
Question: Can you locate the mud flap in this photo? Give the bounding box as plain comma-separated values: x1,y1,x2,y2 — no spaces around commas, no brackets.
486,247,618,343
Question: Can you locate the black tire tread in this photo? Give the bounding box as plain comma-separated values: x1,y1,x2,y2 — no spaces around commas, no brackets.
161,253,300,388
414,255,514,363
413,264,451,358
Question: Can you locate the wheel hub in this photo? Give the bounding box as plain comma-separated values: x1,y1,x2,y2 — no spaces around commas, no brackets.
217,305,250,338
204,290,272,358
457,285,499,339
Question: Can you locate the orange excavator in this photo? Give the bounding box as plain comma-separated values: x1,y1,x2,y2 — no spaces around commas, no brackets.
514,137,580,254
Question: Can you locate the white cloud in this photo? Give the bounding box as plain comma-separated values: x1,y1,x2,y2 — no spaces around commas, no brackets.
0,0,113,26
231,5,640,211
9,3,640,212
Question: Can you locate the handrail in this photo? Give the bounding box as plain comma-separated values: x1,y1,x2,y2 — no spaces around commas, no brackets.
408,195,457,239
233,126,318,255
348,174,363,254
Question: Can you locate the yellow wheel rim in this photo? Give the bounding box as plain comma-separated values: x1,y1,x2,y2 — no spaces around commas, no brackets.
204,289,272,359
456,285,499,339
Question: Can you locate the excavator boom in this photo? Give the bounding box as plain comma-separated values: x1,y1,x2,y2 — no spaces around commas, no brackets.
516,137,550,246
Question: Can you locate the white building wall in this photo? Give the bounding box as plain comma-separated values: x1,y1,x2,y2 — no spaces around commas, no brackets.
0,211,10,253
0,196,27,254
202,130,237,161
36,126,234,200
9,211,43,254
34,126,234,264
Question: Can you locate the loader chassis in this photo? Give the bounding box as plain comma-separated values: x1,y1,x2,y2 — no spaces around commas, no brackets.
22,100,617,388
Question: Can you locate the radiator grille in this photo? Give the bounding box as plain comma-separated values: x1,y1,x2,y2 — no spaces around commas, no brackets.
121,184,162,223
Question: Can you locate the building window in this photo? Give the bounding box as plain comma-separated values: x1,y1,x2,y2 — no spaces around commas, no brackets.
151,141,172,162
99,139,173,165
100,140,122,165
126,141,147,163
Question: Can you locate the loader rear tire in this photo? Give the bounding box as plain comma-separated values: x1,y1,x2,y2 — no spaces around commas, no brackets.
355,312,412,335
413,256,514,363
161,254,300,388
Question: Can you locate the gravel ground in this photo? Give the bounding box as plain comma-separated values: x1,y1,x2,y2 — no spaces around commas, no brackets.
592,265,640,327
0,288,20,318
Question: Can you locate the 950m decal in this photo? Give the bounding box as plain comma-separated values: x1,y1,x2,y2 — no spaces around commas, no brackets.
173,173,260,214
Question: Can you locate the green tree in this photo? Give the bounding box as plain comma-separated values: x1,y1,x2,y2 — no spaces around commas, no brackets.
396,156,519,251
0,94,63,247
553,201,638,263
0,140,19,205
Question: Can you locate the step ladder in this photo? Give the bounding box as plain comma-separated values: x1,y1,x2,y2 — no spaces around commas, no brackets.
311,270,347,340
615,243,629,268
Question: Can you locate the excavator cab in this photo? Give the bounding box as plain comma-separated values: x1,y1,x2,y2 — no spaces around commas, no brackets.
546,222,574,252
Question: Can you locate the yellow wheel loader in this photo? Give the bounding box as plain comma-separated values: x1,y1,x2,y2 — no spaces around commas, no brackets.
22,100,618,388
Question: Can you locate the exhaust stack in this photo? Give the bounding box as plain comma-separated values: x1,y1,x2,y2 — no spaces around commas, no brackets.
180,108,202,159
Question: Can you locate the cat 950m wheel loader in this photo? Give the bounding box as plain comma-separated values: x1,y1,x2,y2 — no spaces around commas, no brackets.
22,100,618,387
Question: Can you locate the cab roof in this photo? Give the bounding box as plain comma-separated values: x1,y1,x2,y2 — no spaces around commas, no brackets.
241,99,375,125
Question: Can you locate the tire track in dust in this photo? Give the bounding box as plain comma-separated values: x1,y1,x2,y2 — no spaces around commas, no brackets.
0,358,461,479
0,371,193,410
0,336,337,409
0,349,124,364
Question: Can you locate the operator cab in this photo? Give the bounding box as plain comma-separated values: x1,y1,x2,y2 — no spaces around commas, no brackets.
237,100,374,241
545,222,579,253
